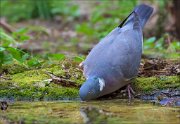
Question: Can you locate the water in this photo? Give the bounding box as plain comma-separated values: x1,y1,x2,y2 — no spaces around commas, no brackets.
0,99,179,124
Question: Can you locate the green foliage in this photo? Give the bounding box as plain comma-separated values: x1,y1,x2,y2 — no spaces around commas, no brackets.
76,23,95,36
73,56,85,63
1,0,137,39
31,0,52,19
0,29,69,68
48,53,65,61
0,29,36,68
0,0,178,65
76,0,137,39
168,41,180,51
144,35,180,51
143,37,156,49
0,30,16,46
51,0,79,18
0,0,80,21
0,28,30,67
26,57,41,67
12,28,30,42
0,0,32,21
143,34,180,58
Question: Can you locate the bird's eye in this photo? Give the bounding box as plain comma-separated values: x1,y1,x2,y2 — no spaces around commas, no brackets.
88,90,95,94
88,91,93,94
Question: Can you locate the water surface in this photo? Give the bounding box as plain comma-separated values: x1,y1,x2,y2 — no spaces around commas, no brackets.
0,99,179,124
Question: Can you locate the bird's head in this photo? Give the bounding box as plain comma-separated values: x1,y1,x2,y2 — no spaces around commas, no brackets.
79,77,105,101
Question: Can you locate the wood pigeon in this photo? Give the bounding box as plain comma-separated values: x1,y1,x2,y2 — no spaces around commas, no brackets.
79,4,153,101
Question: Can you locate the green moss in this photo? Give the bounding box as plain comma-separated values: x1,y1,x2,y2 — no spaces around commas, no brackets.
11,70,48,86
43,86,79,100
133,76,180,92
0,83,79,100
0,60,83,100
1,63,28,74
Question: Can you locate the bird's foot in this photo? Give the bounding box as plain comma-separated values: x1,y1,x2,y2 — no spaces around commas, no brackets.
126,84,135,103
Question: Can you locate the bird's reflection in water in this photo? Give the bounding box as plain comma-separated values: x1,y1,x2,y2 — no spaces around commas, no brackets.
80,106,113,124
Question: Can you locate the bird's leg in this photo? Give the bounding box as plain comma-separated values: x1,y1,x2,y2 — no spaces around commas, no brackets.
126,84,135,102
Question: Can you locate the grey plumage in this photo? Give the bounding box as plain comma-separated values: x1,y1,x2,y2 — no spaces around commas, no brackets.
80,4,153,100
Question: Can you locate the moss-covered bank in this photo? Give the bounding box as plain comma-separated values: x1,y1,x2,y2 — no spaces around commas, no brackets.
0,60,179,100
133,76,180,92
0,60,84,100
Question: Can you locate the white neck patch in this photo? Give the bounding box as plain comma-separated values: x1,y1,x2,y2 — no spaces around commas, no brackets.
98,78,105,91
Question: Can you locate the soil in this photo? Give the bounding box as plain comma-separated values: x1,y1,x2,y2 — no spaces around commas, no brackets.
138,58,180,77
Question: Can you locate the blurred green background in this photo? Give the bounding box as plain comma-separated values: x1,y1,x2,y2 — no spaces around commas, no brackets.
0,0,179,68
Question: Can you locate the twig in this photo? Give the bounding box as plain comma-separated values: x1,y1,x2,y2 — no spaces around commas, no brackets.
45,71,80,88
0,19,14,33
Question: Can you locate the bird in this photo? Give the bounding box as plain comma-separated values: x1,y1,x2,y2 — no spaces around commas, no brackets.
79,4,153,101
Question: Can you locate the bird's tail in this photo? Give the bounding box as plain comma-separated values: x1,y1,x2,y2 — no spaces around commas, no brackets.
118,4,153,29
134,4,153,28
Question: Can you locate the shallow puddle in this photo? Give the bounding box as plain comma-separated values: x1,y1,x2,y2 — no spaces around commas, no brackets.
0,99,180,124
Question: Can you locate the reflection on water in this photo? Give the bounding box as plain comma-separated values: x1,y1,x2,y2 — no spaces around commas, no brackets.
0,99,180,124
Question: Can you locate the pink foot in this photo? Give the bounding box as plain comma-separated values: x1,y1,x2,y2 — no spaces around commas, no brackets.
126,84,135,101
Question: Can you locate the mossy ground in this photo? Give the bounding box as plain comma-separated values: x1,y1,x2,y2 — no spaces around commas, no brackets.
133,76,180,93
0,59,179,100
0,59,85,100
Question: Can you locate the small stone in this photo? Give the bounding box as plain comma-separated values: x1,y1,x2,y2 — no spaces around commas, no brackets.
1,101,8,111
